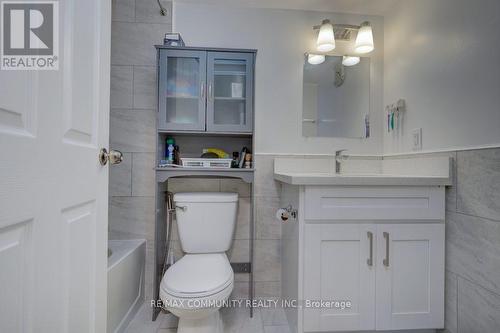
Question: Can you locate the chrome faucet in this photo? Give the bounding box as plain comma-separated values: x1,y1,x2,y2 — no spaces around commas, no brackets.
335,149,347,174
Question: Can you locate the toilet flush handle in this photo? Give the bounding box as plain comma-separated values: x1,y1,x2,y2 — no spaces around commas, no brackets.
175,205,187,212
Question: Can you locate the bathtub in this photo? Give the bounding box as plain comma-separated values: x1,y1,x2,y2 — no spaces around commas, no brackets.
107,239,146,333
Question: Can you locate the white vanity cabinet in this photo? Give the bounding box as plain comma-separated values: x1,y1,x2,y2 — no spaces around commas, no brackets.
303,223,444,332
279,182,447,333
303,224,376,332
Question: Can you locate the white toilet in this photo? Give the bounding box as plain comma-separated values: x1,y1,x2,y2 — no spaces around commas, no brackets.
160,192,238,333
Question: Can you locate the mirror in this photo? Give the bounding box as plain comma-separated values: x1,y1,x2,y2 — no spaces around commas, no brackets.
302,55,370,138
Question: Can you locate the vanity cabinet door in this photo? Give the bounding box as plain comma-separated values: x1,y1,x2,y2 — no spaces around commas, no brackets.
303,224,376,332
375,223,445,330
158,49,207,131
206,52,253,133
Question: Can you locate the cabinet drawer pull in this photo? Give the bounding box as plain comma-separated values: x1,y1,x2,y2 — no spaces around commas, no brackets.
383,232,390,267
367,231,373,266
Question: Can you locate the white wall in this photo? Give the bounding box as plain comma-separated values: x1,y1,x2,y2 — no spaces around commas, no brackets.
384,0,500,154
173,3,384,155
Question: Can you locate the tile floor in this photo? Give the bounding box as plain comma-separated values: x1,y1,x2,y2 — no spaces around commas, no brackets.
124,302,291,333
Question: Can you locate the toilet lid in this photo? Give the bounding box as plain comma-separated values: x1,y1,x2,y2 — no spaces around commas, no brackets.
162,253,233,298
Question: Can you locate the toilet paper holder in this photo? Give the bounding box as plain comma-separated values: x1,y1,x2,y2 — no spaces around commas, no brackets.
276,205,298,222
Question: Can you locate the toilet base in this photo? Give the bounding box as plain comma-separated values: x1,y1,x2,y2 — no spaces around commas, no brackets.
177,310,223,333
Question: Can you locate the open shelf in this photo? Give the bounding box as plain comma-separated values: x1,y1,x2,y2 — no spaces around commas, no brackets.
156,167,254,183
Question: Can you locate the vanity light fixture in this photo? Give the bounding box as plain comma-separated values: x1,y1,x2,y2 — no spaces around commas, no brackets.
355,21,375,54
316,19,336,52
342,56,360,66
307,53,325,65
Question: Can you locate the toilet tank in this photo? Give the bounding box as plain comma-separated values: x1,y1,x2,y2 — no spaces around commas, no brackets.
174,192,238,253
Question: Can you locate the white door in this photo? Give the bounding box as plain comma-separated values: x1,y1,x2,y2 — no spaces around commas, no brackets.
303,224,376,332
0,0,111,332
376,223,445,330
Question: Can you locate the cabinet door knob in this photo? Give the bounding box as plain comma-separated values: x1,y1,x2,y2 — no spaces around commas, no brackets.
383,232,390,267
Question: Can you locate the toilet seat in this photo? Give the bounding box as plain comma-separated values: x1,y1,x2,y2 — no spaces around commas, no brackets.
161,253,233,298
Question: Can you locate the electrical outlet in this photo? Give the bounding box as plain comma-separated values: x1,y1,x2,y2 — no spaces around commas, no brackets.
412,128,422,151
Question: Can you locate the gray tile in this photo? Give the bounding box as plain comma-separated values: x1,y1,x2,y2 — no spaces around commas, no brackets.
132,153,156,196
256,197,281,240
446,152,457,212
169,240,184,260
145,239,155,300
112,22,170,66
169,219,179,241
446,211,500,295
167,178,220,192
221,307,264,333
109,152,132,196
109,196,155,238
135,0,172,24
254,155,281,198
112,0,135,22
231,281,250,300
157,329,176,333
263,325,291,333
458,278,500,333
110,109,156,153
235,197,251,240
111,65,133,108
254,240,281,282
254,282,281,299
133,66,157,109
221,179,251,197
457,148,500,221
228,239,250,263
261,307,287,326
158,312,178,329
445,271,458,333
234,272,250,282
124,302,161,333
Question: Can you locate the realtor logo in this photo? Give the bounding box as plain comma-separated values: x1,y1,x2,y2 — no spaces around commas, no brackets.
1,1,59,70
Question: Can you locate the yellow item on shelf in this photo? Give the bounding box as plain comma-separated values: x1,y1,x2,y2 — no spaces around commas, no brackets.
203,148,228,158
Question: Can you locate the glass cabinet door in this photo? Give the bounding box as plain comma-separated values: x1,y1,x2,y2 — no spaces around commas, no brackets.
158,50,206,131
206,52,254,133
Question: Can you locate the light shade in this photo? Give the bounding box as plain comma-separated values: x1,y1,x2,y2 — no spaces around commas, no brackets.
307,54,325,65
342,56,360,66
355,21,374,54
316,19,335,52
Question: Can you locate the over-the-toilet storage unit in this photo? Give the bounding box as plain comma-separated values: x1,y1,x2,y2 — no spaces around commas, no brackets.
153,45,256,320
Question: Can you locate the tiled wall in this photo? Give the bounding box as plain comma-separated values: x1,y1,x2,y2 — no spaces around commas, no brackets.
108,0,284,303
108,0,172,300
443,148,500,333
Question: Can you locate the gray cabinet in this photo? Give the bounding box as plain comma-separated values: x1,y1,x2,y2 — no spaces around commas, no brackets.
207,52,253,132
158,47,254,133
158,49,207,131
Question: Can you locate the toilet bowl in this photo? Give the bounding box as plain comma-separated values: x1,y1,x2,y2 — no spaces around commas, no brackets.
160,253,233,333
159,192,238,333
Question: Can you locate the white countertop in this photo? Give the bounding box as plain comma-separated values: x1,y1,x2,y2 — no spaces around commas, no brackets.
274,172,452,186
273,155,453,186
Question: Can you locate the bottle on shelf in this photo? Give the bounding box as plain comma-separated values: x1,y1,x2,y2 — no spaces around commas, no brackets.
166,137,175,164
